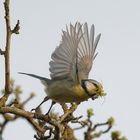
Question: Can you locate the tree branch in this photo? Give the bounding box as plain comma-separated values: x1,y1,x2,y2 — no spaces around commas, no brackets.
4,0,11,96
0,107,46,133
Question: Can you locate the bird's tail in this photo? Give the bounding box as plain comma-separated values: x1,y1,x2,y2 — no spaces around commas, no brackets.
18,72,51,86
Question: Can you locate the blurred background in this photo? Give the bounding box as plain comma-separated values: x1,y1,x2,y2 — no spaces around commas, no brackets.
0,0,140,139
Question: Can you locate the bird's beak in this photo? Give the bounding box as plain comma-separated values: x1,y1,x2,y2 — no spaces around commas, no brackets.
91,91,106,100
100,91,106,97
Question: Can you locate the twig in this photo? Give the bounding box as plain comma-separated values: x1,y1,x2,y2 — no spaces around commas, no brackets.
92,122,108,131
0,107,34,118
0,0,20,107
27,118,45,133
0,49,5,55
4,0,12,96
22,92,35,106
11,20,20,34
0,107,48,133
60,103,78,123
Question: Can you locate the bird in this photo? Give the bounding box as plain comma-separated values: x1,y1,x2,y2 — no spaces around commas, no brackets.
19,22,105,111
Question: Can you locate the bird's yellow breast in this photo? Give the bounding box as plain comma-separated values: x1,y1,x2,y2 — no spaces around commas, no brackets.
46,79,89,103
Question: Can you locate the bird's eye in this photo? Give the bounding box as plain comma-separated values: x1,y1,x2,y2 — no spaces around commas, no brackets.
93,83,98,89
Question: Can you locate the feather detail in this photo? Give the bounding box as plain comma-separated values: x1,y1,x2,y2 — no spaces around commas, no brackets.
77,23,101,80
18,72,51,86
49,22,82,81
49,22,101,83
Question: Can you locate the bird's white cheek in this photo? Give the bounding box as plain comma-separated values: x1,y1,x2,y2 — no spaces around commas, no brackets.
85,81,96,93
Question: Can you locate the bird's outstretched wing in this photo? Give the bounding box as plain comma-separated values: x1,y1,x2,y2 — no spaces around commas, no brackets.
49,23,82,81
77,23,101,81
49,22,101,83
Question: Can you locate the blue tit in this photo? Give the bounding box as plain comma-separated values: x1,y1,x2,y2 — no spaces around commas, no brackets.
19,22,105,104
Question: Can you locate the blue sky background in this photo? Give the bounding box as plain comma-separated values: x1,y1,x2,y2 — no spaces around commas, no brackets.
0,0,140,140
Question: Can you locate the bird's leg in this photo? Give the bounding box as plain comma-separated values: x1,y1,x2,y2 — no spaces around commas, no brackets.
45,101,56,115
31,96,50,112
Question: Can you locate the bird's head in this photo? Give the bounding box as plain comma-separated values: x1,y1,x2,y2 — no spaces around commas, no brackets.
81,79,106,99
